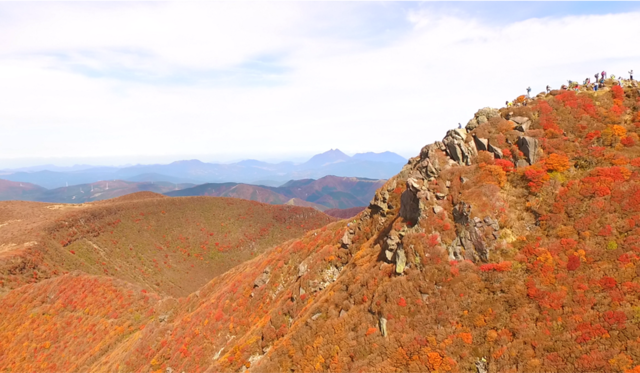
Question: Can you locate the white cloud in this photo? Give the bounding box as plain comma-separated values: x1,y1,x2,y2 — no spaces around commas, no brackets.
0,3,639,167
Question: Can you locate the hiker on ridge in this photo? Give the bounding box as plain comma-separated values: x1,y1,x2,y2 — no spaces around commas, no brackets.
526,86,531,97
595,72,600,81
546,85,551,93
458,123,462,129
602,71,607,80
630,70,634,81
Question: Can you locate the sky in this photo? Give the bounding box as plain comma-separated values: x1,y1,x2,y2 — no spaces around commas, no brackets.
1,1,640,168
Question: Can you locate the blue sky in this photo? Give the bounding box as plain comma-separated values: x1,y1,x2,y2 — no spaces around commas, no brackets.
1,2,639,168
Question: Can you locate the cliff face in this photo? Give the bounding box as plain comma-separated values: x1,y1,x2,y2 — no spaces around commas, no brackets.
3,81,640,373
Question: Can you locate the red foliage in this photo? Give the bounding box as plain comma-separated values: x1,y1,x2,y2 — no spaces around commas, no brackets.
494,159,515,173
479,261,512,272
567,255,580,271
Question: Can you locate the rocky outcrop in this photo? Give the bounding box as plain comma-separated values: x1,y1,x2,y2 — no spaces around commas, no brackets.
417,143,443,180
370,190,390,213
340,229,353,250
384,232,401,261
466,107,501,131
254,267,271,288
399,178,421,223
448,202,499,263
473,136,503,159
516,136,540,165
442,129,476,165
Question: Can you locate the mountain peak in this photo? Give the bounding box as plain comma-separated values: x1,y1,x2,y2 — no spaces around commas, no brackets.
302,149,351,168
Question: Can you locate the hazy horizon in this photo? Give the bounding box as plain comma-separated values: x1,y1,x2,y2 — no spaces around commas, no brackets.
0,148,411,170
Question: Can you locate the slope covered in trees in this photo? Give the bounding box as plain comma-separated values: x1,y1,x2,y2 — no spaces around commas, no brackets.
3,80,640,373
0,192,335,297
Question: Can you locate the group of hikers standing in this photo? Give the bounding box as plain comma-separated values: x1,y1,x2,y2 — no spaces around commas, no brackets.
508,69,636,108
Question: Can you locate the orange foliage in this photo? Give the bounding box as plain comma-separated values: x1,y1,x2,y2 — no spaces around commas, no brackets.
545,154,571,172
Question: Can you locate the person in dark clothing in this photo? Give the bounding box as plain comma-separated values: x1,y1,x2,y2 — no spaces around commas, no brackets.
546,85,551,93
458,123,462,129
526,86,531,97
630,70,634,81
595,72,600,81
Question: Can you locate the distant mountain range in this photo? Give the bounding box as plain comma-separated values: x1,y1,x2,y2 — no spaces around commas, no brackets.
0,179,195,204
0,175,384,212
0,149,406,189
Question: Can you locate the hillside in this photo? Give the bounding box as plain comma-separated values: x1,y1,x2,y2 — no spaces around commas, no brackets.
324,206,366,219
3,80,640,373
0,192,335,297
0,179,47,201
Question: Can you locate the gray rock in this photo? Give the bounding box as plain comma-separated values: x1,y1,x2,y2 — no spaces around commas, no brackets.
435,193,447,200
433,205,444,214
477,115,488,125
448,239,463,261
511,116,531,132
340,309,347,318
399,188,421,222
517,136,540,164
298,261,309,278
340,230,352,249
370,190,390,212
443,128,476,165
474,136,489,152
475,359,488,373
516,159,529,168
473,217,483,227
476,107,501,119
466,118,479,131
311,313,322,321
159,314,169,323
254,267,271,288
487,143,503,159
385,249,394,261
299,287,306,297
453,202,472,225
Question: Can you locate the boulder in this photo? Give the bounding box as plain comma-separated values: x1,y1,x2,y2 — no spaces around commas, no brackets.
433,205,444,214
511,116,531,132
254,267,271,288
385,233,401,261
477,115,488,125
442,128,476,165
370,190,390,212
399,187,421,222
380,317,388,337
474,136,489,152
340,230,352,249
298,261,309,278
476,107,501,119
516,136,540,164
487,143,503,159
